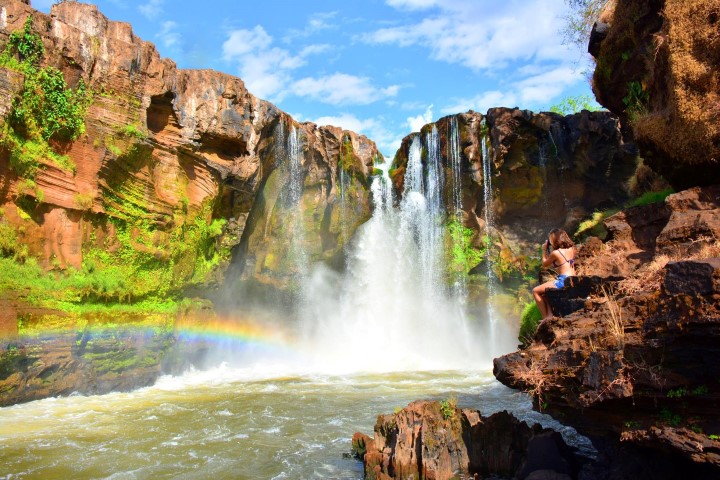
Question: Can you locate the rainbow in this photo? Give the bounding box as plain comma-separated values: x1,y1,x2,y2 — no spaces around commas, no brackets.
173,315,296,354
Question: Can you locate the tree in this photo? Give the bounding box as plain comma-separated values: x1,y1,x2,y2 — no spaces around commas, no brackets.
549,95,601,115
561,0,610,51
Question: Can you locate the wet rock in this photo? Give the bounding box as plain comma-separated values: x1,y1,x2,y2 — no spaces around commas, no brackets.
354,401,584,480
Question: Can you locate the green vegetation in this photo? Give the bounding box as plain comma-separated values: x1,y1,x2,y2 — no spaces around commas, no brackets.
519,302,543,346
0,16,91,180
658,407,682,427
710,434,720,441
439,396,457,420
574,187,673,241
561,0,609,50
622,81,649,121
549,95,602,115
120,123,147,140
666,387,688,399
574,208,619,240
666,385,709,398
446,218,485,278
625,188,674,208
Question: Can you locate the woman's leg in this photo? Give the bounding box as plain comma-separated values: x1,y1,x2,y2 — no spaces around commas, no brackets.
533,280,558,319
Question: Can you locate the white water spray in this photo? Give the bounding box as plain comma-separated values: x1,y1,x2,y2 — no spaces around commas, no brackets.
448,117,468,300
481,129,498,346
299,144,483,373
285,124,309,277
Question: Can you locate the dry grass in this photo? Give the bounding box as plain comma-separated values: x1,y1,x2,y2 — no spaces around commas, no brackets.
601,286,625,348
517,357,547,409
609,236,720,295
617,254,670,295
633,0,720,166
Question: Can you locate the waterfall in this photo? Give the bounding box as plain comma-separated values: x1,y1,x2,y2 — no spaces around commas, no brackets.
298,138,482,372
448,117,463,217
285,124,308,277
447,117,468,300
481,129,498,344
338,143,348,252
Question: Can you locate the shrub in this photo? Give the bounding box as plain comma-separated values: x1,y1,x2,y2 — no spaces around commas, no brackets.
519,302,543,346
625,188,674,208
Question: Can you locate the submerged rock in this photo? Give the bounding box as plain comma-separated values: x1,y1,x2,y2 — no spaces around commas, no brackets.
353,400,585,480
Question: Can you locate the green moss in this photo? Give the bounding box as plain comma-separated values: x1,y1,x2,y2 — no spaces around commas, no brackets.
574,208,619,240
519,302,542,347
445,218,485,284
0,15,88,180
625,188,673,208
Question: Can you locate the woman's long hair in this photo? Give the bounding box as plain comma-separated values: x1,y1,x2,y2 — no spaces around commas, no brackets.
550,228,574,249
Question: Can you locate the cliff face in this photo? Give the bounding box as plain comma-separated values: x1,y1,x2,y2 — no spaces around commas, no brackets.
494,186,720,476
590,0,720,189
0,0,378,298
391,108,638,271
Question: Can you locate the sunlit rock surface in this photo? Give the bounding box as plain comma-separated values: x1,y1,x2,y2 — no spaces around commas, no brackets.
0,0,378,289
494,185,720,477
590,0,720,189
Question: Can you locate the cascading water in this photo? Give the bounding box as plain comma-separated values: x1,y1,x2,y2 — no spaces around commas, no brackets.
285,124,309,277
299,143,481,372
0,120,594,480
481,129,498,347
447,116,468,300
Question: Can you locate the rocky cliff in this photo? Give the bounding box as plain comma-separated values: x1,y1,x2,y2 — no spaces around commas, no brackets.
353,400,585,480
590,0,720,189
0,0,378,305
493,185,720,477
391,108,638,285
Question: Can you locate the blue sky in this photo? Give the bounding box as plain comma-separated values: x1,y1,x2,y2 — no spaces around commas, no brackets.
33,0,597,156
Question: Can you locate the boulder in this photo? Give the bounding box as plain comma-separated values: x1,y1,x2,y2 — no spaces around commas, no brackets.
354,401,584,480
665,259,720,295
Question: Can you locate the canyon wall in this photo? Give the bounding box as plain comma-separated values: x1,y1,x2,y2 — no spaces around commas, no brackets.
391,108,638,279
0,0,378,300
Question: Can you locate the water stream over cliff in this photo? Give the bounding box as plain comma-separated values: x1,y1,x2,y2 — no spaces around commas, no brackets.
0,122,530,477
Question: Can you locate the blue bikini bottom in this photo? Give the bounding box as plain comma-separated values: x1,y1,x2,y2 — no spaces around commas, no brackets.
554,274,569,289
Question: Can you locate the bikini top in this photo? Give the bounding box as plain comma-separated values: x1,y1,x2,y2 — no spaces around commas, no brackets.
552,248,575,269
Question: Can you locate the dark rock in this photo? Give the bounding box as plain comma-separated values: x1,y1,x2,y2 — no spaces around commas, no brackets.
589,0,720,189
656,186,720,254
664,259,720,295
545,275,624,317
603,202,671,249
353,402,586,480
588,21,610,57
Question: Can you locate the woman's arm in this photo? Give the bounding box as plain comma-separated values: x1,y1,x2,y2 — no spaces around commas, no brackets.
541,250,559,269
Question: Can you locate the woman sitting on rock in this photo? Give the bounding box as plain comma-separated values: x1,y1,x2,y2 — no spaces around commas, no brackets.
533,228,576,320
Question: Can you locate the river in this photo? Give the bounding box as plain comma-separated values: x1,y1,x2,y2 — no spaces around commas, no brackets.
0,366,594,479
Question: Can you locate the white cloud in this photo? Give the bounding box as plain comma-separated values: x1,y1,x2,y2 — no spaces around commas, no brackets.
222,26,309,100
284,12,338,41
311,113,404,156
292,73,400,106
369,0,573,72
138,0,163,20
407,104,433,132
222,26,273,60
440,66,585,115
157,21,180,49
386,0,440,10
